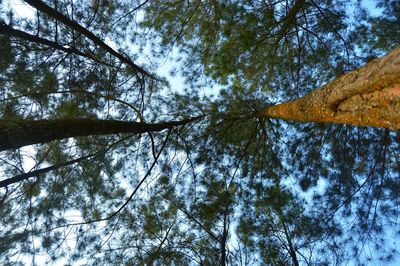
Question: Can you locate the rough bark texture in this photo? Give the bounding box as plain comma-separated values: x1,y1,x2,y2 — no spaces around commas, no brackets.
0,118,196,151
263,47,400,129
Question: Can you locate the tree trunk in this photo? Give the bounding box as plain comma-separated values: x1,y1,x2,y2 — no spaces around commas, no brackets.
0,22,112,67
23,0,154,78
0,152,92,187
262,48,400,129
220,214,228,266
279,216,299,266
0,118,197,151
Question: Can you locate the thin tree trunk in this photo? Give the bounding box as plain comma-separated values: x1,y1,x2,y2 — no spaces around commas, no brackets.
279,216,299,266
0,151,95,187
0,135,134,187
220,213,228,266
0,117,199,151
262,48,400,129
23,0,155,79
0,22,112,67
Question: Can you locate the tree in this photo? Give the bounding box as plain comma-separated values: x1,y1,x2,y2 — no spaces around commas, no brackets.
142,0,400,129
0,117,199,151
263,47,400,129
1,0,400,265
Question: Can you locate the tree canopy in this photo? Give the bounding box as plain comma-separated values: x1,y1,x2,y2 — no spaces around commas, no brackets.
0,0,400,265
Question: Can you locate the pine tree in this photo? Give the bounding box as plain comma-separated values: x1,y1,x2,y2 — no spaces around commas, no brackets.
0,0,400,265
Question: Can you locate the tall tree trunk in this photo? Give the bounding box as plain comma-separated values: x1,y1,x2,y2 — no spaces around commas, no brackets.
0,118,198,151
262,48,400,129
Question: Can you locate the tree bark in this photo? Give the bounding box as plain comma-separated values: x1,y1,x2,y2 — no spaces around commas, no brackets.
262,47,400,129
0,118,198,151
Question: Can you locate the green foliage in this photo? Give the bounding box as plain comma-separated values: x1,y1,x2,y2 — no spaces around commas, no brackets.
353,0,400,57
0,0,400,265
56,101,81,117
142,0,354,92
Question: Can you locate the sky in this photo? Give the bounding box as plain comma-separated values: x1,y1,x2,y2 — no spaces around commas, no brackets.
2,0,400,265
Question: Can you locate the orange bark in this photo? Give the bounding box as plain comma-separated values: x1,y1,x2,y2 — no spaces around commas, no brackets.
263,48,400,129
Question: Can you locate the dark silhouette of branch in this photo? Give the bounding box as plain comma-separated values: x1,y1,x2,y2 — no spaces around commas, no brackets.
104,129,172,220
110,0,150,27
23,0,155,79
0,21,114,67
0,135,132,188
2,90,144,121
48,128,173,229
0,152,94,188
148,223,174,264
274,0,306,47
321,129,389,221
175,204,221,243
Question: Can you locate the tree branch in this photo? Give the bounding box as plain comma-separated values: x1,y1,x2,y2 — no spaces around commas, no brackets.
23,0,155,79
0,21,113,67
